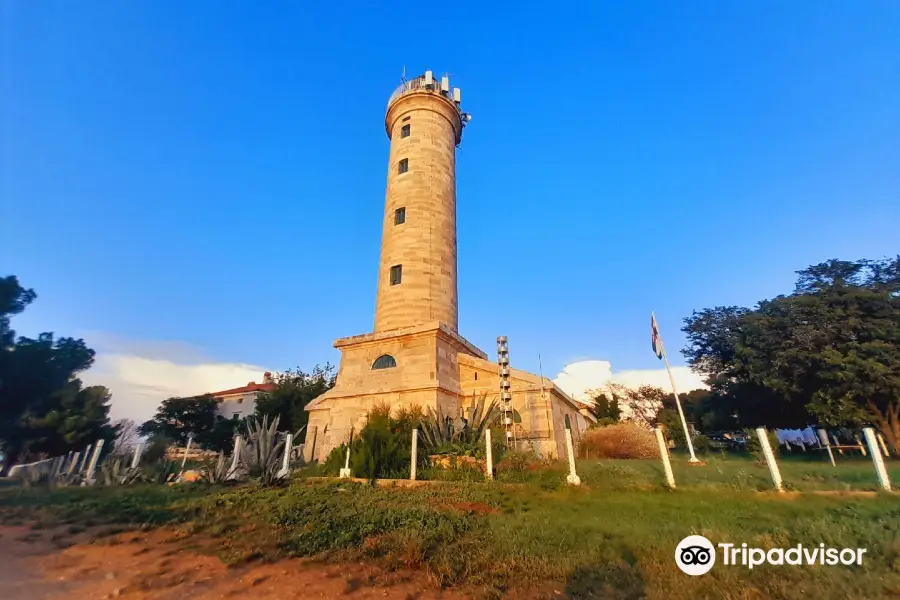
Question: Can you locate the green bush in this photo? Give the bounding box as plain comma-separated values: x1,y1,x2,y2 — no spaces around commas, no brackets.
143,435,171,464
318,404,428,481
494,450,531,478
744,428,780,461
320,444,348,475
691,433,714,454
657,409,686,448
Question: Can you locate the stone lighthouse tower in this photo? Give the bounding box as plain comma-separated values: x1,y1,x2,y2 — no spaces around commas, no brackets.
303,71,485,460
374,72,470,333
303,72,593,463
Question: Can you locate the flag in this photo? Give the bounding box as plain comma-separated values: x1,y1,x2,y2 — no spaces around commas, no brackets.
651,313,664,360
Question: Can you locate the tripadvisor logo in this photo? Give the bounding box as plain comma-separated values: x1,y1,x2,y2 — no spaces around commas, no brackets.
675,536,867,576
675,535,716,576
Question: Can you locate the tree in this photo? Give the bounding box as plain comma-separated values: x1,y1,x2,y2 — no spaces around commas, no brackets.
595,383,665,428
254,364,336,434
0,276,114,469
21,380,119,458
206,415,242,452
657,388,739,432
139,395,221,446
585,390,621,425
683,257,900,452
110,419,142,457
0,275,36,347
682,305,819,428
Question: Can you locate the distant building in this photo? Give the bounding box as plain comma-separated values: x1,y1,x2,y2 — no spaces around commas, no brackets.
208,372,275,420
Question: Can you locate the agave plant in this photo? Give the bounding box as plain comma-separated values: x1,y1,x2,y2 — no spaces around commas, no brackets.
19,467,51,488
98,457,144,485
202,450,235,484
243,414,288,486
52,471,84,487
419,392,499,452
99,457,123,485
140,459,178,484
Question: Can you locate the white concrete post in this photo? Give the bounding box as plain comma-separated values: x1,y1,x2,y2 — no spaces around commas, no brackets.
831,434,844,455
564,427,581,486
84,439,104,484
339,444,351,478
278,433,293,479
756,428,783,492
817,428,836,467
80,444,93,473
130,443,143,469
863,427,891,491
485,428,494,480
409,429,418,481
227,435,243,481
784,439,792,451
57,452,72,476
877,433,890,458
339,429,352,478
655,427,676,488
180,435,193,470
855,434,867,457
67,451,81,475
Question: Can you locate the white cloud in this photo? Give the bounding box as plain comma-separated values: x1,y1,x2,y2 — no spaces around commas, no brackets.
80,333,706,425
79,333,268,423
553,359,707,402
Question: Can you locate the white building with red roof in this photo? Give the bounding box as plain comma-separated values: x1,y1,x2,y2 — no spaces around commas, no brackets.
208,372,275,420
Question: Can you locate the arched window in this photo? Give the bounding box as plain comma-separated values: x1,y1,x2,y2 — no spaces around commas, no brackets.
372,354,397,370
564,414,572,431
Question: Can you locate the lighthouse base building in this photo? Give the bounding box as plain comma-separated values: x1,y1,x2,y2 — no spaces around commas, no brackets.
304,72,593,462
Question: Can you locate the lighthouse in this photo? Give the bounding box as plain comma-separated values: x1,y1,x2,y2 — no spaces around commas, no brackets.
303,72,590,463
375,71,470,333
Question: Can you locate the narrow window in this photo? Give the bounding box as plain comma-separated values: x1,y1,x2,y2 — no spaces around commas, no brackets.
398,158,408,174
474,372,478,381
372,354,397,370
237,397,243,404
390,264,402,285
394,207,406,225
401,124,410,138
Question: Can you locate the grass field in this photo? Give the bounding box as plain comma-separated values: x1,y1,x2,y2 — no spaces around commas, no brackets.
1,455,898,599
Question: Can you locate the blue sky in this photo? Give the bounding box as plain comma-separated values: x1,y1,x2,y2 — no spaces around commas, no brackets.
3,2,899,418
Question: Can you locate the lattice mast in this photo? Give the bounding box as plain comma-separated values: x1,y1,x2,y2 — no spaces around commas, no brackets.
497,336,515,449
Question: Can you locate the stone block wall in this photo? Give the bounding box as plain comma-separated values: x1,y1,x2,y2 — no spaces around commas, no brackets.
374,91,463,333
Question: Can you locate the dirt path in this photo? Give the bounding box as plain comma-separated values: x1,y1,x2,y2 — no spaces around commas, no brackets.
0,526,471,599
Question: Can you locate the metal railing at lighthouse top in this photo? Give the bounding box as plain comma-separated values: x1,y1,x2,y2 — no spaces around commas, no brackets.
387,74,457,108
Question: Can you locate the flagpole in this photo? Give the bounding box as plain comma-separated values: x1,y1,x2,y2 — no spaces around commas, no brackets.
653,312,699,463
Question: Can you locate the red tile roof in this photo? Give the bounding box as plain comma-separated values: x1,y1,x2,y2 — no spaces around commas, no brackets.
208,381,275,397
206,372,275,397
